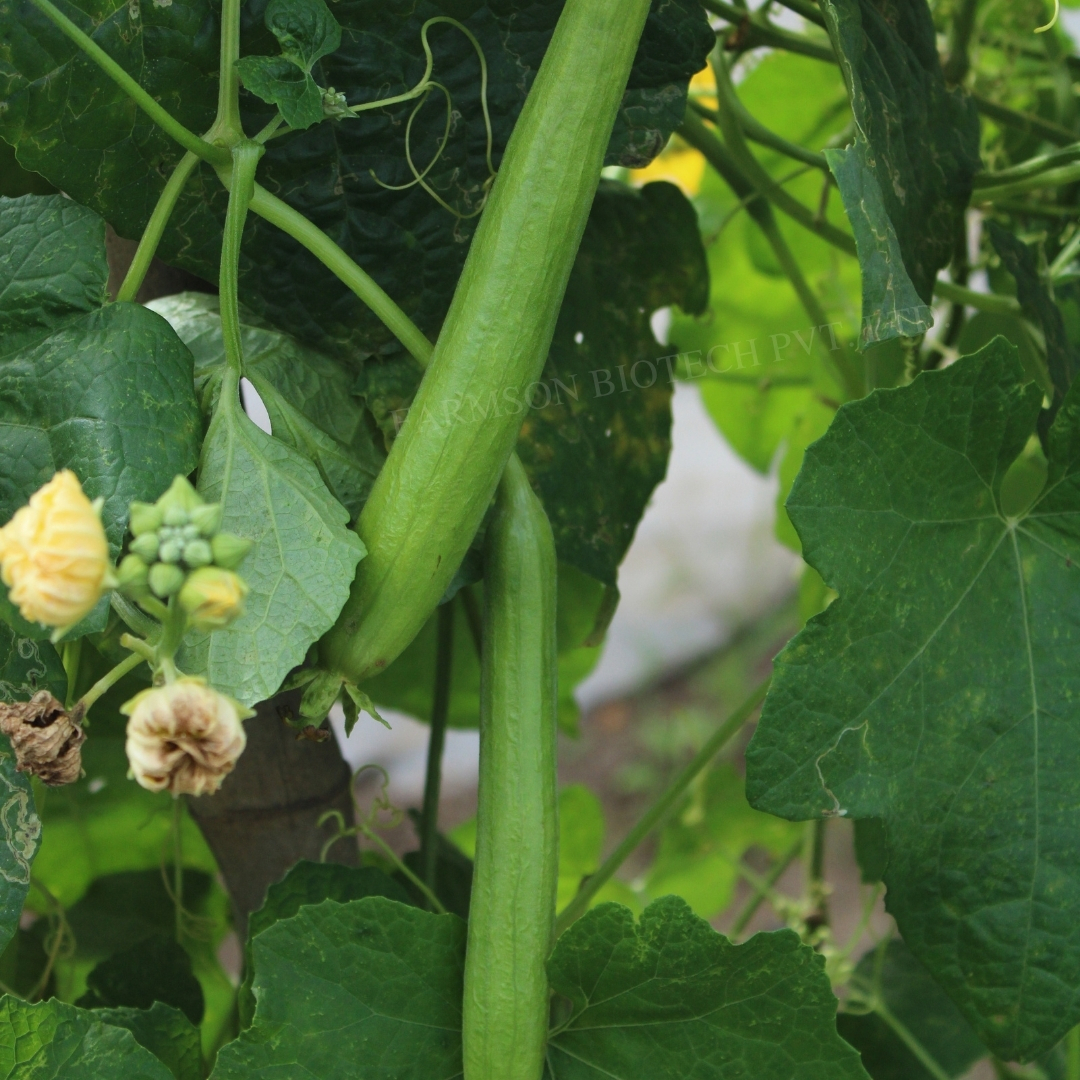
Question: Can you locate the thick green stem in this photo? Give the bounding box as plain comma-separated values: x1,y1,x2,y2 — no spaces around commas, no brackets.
218,143,264,382
215,0,245,142
933,279,1020,315
420,601,455,893
25,0,229,166
942,0,980,85
555,676,771,936
463,455,558,1080
974,160,1080,201
321,0,653,686
116,152,200,303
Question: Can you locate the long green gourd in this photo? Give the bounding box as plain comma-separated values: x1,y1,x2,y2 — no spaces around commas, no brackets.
321,0,653,683
464,454,558,1080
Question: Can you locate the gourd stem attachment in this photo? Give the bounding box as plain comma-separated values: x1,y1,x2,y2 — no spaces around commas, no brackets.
420,600,456,892
115,152,200,304
555,675,771,936
25,0,230,167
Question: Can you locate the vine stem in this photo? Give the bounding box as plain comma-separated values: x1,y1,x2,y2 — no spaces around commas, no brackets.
244,183,434,366
25,0,229,166
172,796,184,944
215,0,244,142
115,152,200,303
77,650,145,713
873,1003,952,1080
420,601,455,892
728,833,803,937
555,675,771,936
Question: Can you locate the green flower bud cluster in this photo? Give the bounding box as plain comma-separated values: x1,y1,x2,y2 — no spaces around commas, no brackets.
117,477,253,614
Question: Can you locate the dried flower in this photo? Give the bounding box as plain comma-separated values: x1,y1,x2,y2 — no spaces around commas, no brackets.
178,567,248,630
0,471,113,629
0,691,85,786
123,679,250,797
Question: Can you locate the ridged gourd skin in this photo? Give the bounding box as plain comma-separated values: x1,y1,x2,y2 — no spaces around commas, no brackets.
463,455,558,1080
320,0,654,686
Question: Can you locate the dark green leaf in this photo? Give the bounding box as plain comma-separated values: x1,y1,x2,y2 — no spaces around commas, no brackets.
518,181,705,584
0,928,52,1000
0,0,712,359
837,940,986,1080
239,860,411,1026
989,221,1076,401
211,897,466,1080
852,818,888,883
78,936,205,1026
0,626,64,703
0,996,174,1079
91,1004,202,1080
185,376,366,706
545,897,870,1079
264,0,341,70
0,737,37,958
0,196,202,554
821,0,980,343
148,293,383,521
237,55,325,130
745,337,1080,1059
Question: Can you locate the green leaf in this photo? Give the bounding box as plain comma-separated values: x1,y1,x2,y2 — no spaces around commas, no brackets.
0,626,64,703
78,936,205,1026
518,181,706,584
0,196,202,553
237,55,325,131
820,0,980,344
186,378,366,706
555,785,605,913
91,1004,202,1080
837,940,986,1080
643,763,802,920
147,293,383,521
0,0,712,359
211,897,466,1080
239,860,411,1026
0,996,175,1079
989,221,1076,401
545,897,870,1079
263,0,341,70
0,738,37,958
745,337,1080,1059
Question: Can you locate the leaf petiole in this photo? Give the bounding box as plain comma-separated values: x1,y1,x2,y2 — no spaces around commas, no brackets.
77,650,146,715
115,152,200,303
25,0,230,167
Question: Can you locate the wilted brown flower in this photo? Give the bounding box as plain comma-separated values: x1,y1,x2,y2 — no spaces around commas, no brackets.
0,691,86,786
122,679,249,797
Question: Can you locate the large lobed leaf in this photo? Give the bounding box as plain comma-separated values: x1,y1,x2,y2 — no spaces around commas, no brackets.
746,338,1080,1060
0,196,201,551
545,897,869,1079
821,0,980,345
0,0,713,360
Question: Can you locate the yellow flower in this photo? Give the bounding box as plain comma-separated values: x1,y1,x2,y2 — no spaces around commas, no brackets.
123,678,250,797
0,470,112,629
178,567,248,630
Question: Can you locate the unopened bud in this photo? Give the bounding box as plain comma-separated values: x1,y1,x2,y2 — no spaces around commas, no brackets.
183,539,213,568
123,678,250,796
0,470,113,629
179,567,247,629
129,533,159,562
157,475,202,516
189,503,222,537
163,506,189,528
148,562,185,598
129,502,163,536
116,554,149,592
158,538,183,564
210,533,253,570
